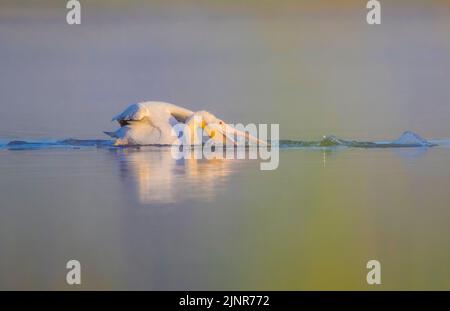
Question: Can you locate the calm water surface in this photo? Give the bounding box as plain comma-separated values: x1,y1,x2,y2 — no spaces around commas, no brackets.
1,147,450,290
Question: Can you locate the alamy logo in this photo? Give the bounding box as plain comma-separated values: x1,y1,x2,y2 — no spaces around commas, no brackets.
366,260,381,285
170,116,280,171
66,259,81,285
366,0,381,25
66,0,81,25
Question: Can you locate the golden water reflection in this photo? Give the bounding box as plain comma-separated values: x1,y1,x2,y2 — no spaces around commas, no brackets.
112,147,248,204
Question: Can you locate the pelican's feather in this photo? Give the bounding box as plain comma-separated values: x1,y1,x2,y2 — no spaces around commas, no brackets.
112,103,149,122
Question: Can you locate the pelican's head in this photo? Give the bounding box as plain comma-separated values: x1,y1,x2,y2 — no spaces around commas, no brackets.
190,111,228,142
188,111,218,123
187,111,266,146
195,111,223,131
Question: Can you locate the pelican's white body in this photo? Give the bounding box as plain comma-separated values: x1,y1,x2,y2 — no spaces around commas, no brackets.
106,101,265,146
108,101,192,145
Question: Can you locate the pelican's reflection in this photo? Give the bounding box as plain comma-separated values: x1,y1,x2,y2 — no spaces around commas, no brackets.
112,147,242,204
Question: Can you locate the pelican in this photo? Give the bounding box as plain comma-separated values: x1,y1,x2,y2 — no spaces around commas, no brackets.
105,101,265,146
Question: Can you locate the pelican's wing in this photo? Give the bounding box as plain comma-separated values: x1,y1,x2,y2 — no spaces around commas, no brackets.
112,103,149,123
112,102,194,124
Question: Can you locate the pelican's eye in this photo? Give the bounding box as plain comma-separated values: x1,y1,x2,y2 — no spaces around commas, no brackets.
219,121,223,125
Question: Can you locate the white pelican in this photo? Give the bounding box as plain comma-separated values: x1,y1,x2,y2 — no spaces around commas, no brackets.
105,101,265,146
